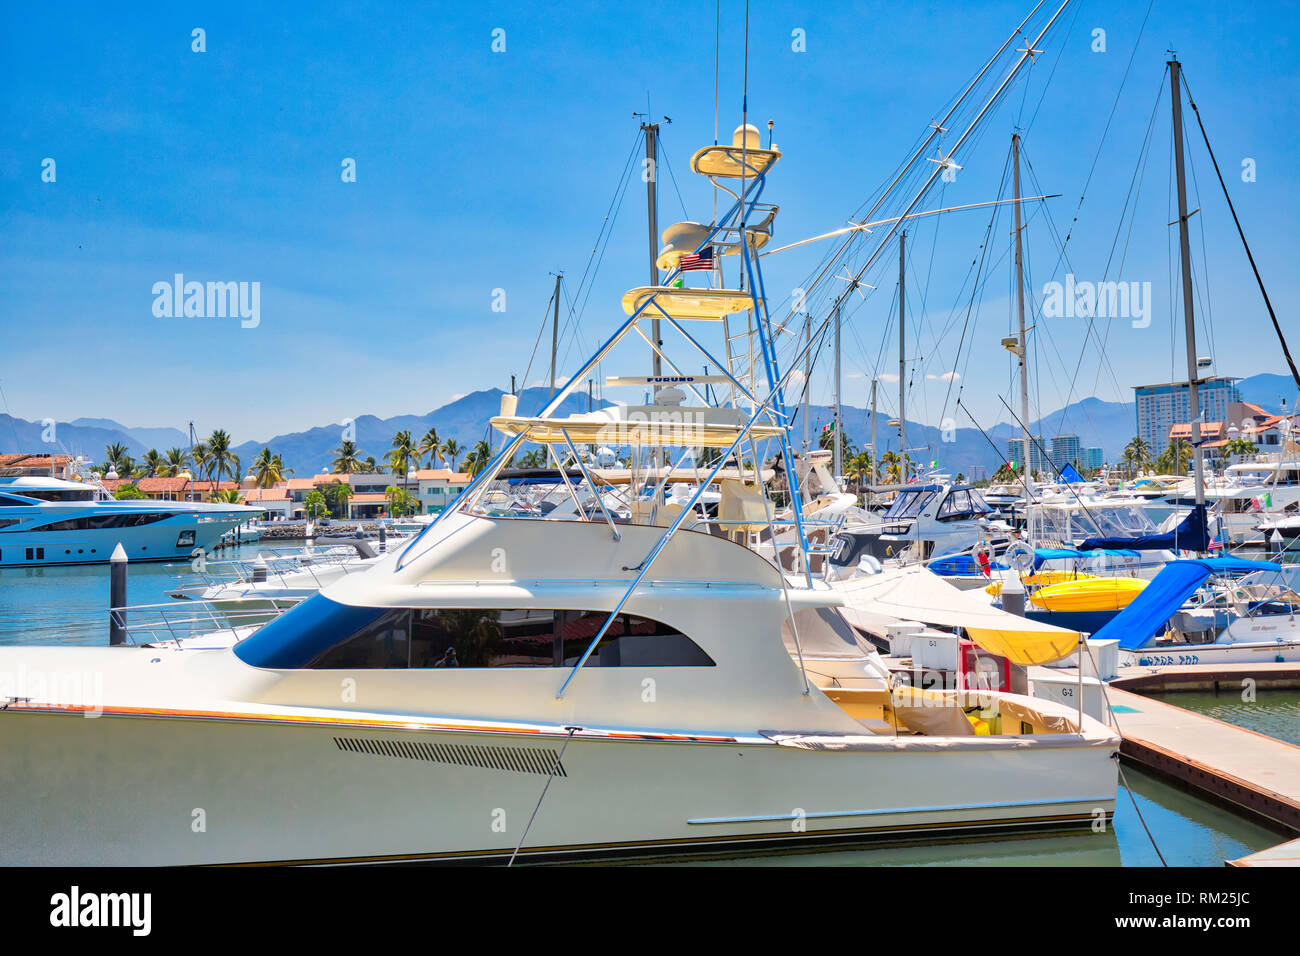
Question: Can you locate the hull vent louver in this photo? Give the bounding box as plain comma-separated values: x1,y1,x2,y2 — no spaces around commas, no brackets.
332,736,567,777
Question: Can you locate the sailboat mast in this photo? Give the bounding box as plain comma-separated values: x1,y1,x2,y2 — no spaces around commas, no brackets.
642,121,661,394
898,231,907,484
549,273,562,399
870,377,878,509
1013,134,1032,514
1169,58,1205,508
834,300,842,482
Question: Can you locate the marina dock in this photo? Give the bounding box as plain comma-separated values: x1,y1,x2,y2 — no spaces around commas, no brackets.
1105,667,1300,834
1229,836,1300,866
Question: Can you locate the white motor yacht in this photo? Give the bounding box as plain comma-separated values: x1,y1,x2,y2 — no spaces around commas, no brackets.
0,474,259,568
0,101,1118,865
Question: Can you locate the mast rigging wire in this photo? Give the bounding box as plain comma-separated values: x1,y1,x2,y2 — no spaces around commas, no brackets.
1181,72,1300,394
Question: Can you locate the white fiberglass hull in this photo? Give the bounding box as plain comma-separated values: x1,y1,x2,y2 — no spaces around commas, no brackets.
0,707,1117,865
0,509,258,567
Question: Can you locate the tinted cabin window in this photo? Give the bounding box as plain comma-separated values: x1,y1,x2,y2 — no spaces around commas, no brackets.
244,595,715,670
26,512,175,532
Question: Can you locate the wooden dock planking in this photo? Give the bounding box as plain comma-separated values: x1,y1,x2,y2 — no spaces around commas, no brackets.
1228,836,1300,866
1103,683,1300,834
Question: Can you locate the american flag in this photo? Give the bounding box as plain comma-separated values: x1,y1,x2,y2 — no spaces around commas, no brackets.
679,246,714,271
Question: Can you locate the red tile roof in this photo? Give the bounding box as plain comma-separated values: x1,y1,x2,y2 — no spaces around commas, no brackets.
244,487,291,501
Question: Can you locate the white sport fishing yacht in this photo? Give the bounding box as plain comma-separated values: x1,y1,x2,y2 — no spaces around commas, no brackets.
0,58,1118,862
0,473,259,568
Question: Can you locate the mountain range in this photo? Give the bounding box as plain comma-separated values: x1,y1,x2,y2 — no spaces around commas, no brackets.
3,373,1293,480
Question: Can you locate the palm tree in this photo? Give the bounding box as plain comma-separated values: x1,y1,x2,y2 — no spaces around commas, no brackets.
387,430,418,478
205,429,238,485
1222,436,1256,461
162,448,189,477
209,488,244,504
880,450,901,483
322,480,353,517
520,448,546,468
190,441,210,481
253,448,290,488
385,485,417,517
441,438,463,472
362,456,381,473
303,489,328,519
141,449,164,477
1123,435,1152,478
463,440,493,477
103,442,131,477
418,428,441,468
331,440,363,474
845,451,873,493
818,424,855,458
1156,438,1193,476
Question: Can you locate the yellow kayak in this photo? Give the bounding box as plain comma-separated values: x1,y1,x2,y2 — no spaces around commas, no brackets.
985,571,1095,597
1029,577,1147,613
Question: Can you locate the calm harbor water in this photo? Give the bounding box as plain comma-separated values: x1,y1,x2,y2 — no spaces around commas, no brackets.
0,542,301,646
0,546,1288,866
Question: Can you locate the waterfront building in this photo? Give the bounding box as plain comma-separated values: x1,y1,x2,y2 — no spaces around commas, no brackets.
1050,434,1081,470
415,468,471,514
1134,377,1240,457
1006,436,1049,475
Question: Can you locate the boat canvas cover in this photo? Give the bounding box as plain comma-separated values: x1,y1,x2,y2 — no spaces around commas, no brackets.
837,566,1081,665
1034,547,1139,563
1093,557,1282,650
781,607,880,660
1059,463,1085,484
1079,503,1209,552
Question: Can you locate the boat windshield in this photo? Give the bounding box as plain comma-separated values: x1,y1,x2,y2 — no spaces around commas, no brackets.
883,489,938,520
936,487,994,521
1031,503,1157,541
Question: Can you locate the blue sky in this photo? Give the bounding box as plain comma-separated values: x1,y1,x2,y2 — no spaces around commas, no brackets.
2,0,1297,447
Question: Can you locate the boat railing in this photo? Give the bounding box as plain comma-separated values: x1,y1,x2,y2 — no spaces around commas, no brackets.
107,598,297,648
166,546,375,593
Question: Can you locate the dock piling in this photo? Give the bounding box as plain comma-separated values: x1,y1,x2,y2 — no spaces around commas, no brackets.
109,542,127,646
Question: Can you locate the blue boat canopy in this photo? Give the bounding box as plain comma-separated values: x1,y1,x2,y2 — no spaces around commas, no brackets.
1092,557,1282,650
1059,463,1085,484
1034,547,1140,561
1079,503,1210,553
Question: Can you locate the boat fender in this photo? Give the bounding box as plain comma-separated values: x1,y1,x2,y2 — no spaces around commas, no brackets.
857,554,883,575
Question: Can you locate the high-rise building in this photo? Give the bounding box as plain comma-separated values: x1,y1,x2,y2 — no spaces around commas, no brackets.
1050,434,1081,470
1006,436,1049,475
1133,377,1241,457
1083,446,1104,470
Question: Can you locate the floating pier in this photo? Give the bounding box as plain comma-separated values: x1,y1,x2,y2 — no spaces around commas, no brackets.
1105,666,1300,835
1229,836,1300,866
